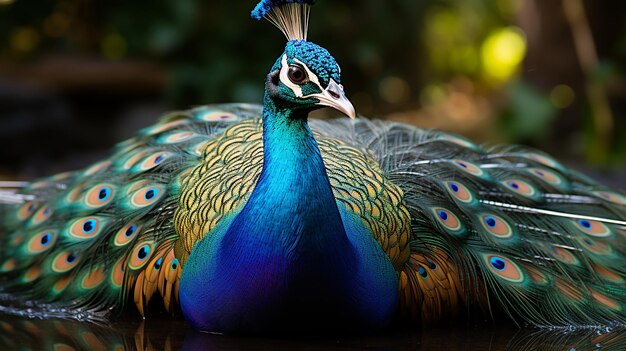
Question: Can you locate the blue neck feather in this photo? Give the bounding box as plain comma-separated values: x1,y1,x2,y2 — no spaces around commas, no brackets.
180,94,398,332
224,96,348,255
218,97,355,291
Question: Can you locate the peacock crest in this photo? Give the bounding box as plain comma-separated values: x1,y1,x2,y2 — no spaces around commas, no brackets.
251,0,316,40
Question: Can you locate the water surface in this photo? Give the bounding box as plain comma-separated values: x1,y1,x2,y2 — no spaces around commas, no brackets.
1,313,624,350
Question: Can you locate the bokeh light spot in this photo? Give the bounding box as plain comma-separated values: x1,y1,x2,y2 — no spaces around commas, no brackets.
420,84,446,106
101,33,127,60
10,27,40,53
379,76,411,104
481,27,527,81
549,84,575,109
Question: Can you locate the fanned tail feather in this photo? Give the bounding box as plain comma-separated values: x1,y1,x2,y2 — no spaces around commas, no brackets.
0,104,260,321
312,117,625,327
1,105,624,328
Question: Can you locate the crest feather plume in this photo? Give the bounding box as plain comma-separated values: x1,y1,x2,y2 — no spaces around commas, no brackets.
251,0,316,41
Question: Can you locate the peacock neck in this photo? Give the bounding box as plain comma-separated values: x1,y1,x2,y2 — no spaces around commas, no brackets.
259,99,324,190
223,95,349,260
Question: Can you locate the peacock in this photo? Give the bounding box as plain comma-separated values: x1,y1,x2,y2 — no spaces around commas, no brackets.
0,0,625,334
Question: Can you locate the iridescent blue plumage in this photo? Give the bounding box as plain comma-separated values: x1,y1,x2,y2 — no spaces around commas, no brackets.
180,7,378,331
179,39,396,332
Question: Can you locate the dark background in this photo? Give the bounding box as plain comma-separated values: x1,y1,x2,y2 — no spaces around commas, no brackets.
0,0,624,187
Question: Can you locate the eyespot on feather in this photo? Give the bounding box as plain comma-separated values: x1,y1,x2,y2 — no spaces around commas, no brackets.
52,276,72,295
51,251,80,273
501,179,538,198
158,131,198,144
1,259,17,272
51,171,73,181
125,180,152,195
527,167,563,186
80,266,106,290
153,257,164,271
480,214,513,238
573,219,611,237
592,191,626,206
31,206,53,226
483,254,524,283
167,258,180,282
170,258,179,271
431,207,462,232
196,111,238,122
438,134,477,149
17,201,37,221
128,242,155,270
522,152,560,168
524,265,549,285
592,264,624,284
67,217,105,240
417,266,428,279
130,185,165,208
136,152,172,172
122,151,150,170
84,184,115,208
111,258,125,288
65,184,85,203
113,223,141,247
555,278,584,302
591,291,621,311
451,159,485,177
83,160,111,176
22,265,41,283
26,230,57,254
577,237,612,256
9,233,24,247
444,181,473,203
547,245,580,265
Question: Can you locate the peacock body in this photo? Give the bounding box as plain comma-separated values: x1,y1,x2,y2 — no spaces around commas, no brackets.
1,0,625,333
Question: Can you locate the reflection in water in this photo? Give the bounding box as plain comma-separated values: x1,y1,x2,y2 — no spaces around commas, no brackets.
0,314,624,351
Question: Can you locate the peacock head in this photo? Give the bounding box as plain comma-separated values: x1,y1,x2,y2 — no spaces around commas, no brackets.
266,40,355,118
253,0,355,119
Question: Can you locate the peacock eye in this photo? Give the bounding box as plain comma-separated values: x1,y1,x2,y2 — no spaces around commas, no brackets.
288,65,308,84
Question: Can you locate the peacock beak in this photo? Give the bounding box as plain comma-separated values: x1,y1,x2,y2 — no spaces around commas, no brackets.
310,79,356,119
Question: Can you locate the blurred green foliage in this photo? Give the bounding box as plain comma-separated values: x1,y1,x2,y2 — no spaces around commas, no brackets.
0,0,624,167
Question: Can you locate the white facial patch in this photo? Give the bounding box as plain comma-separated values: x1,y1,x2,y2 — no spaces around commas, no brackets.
279,54,324,98
293,57,322,90
277,55,355,118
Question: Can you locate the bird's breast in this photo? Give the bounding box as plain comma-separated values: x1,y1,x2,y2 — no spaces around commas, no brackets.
174,119,413,269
